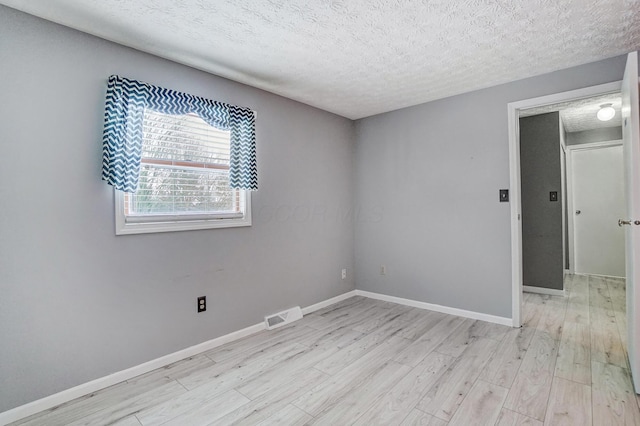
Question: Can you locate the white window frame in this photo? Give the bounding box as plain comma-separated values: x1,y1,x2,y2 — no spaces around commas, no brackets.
114,110,252,235
115,189,251,235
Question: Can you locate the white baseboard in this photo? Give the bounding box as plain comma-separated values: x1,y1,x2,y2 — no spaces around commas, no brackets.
0,323,267,426
354,290,514,327
574,272,625,281
301,290,357,315
523,285,566,297
0,287,510,424
0,290,359,426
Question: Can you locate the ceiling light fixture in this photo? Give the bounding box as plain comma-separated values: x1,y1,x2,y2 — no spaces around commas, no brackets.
597,103,615,121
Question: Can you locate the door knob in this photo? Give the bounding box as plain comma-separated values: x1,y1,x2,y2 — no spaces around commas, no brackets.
619,219,632,226
575,210,581,215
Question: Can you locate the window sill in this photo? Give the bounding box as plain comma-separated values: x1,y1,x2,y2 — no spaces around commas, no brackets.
114,190,251,235
115,216,251,235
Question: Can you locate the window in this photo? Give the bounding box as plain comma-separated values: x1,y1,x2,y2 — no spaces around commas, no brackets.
102,75,256,235
115,110,251,235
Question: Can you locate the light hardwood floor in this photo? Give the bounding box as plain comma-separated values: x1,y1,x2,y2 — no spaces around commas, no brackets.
11,274,640,425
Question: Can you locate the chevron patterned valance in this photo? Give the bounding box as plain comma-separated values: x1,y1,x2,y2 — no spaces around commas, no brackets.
101,75,257,192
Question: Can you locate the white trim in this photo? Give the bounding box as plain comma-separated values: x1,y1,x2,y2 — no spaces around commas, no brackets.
566,146,576,274
0,321,264,425
0,286,546,424
560,121,567,274
114,189,252,235
574,272,625,281
508,97,524,327
0,290,356,425
523,285,566,297
301,290,357,315
508,82,621,112
0,287,513,424
354,290,514,327
125,212,244,223
507,81,622,329
566,140,623,151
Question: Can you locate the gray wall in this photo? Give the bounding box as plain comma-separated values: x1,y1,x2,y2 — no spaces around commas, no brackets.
567,126,623,145
520,113,564,290
0,7,355,412
354,56,626,318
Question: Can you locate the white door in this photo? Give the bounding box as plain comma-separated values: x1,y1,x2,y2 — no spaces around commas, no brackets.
571,144,625,277
622,51,640,393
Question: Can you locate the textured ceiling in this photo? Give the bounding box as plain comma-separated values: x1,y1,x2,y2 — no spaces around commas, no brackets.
2,0,640,119
521,93,622,132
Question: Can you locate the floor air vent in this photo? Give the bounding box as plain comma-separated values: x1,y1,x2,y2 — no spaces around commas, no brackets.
265,306,303,330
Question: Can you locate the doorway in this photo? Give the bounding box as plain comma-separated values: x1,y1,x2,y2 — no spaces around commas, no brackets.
518,92,624,289
507,81,622,327
507,53,640,394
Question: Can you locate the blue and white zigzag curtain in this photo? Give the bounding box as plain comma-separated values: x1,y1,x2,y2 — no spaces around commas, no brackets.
101,75,257,192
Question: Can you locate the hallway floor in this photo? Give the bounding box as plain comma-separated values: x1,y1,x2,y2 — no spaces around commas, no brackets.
514,273,640,425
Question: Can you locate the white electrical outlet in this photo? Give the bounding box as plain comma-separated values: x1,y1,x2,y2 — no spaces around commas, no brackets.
341,268,347,280
380,265,386,275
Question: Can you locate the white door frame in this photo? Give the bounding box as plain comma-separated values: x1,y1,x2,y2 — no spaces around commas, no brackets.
566,140,623,276
507,81,621,327
560,136,567,274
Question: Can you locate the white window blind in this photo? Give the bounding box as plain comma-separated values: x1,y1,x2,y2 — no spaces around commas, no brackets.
124,110,244,223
